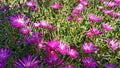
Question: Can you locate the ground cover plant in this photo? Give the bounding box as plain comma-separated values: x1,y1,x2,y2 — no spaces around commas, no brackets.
0,0,120,68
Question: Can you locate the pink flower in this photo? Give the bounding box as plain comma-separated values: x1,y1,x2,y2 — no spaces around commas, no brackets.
19,27,31,34
103,1,119,7
39,20,52,29
68,49,79,58
106,38,120,50
57,42,70,55
114,0,120,3
82,42,99,53
90,27,102,35
75,16,83,22
87,14,103,22
85,31,94,37
67,15,73,21
47,40,60,50
102,9,114,15
78,0,88,6
51,3,61,10
26,0,36,8
9,14,30,28
73,3,85,13
102,23,114,31
33,23,40,28
98,6,103,10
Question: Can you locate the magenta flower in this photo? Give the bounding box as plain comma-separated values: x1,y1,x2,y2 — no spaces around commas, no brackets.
0,61,6,68
51,3,61,10
47,40,60,50
82,56,97,68
33,23,40,28
105,38,119,50
39,20,52,29
26,0,36,8
98,6,103,10
9,14,30,28
0,48,12,61
111,12,120,18
85,31,94,37
104,64,118,68
102,9,114,15
102,23,114,31
19,27,31,34
24,32,42,45
72,3,85,13
75,16,83,22
103,1,119,7
87,14,103,22
78,0,88,6
67,15,73,21
90,27,102,35
45,51,64,66
57,42,70,55
58,64,74,68
82,42,99,53
68,49,79,58
14,55,41,68
114,0,120,3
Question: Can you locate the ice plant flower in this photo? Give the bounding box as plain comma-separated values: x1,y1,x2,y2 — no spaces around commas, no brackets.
24,32,42,45
78,0,88,6
39,20,52,29
82,42,99,53
58,64,74,68
82,56,97,68
90,27,102,35
0,48,12,61
68,49,79,58
57,42,70,55
106,38,119,50
33,23,40,28
14,55,41,68
72,3,85,13
47,40,60,50
114,0,120,3
102,9,114,15
45,51,64,66
0,61,6,68
104,64,118,68
87,14,103,22
67,15,73,21
103,1,119,7
102,23,114,31
51,3,61,10
19,27,31,34
9,14,30,28
26,0,36,8
85,31,94,37
98,6,103,10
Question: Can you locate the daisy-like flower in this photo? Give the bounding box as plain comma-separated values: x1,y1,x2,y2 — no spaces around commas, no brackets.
26,0,36,8
14,55,41,68
102,9,114,15
24,32,42,45
87,14,103,22
57,42,70,55
72,3,85,13
108,38,119,50
47,40,60,50
78,0,88,6
45,51,64,66
114,0,120,3
82,56,97,68
33,23,40,28
0,48,12,61
104,64,118,68
103,1,119,7
39,20,52,29
51,3,61,10
19,27,31,35
90,27,102,35
9,14,30,28
67,49,79,58
112,12,120,18
67,15,73,21
0,61,6,68
82,42,99,53
98,6,103,10
102,23,114,31
85,31,94,37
